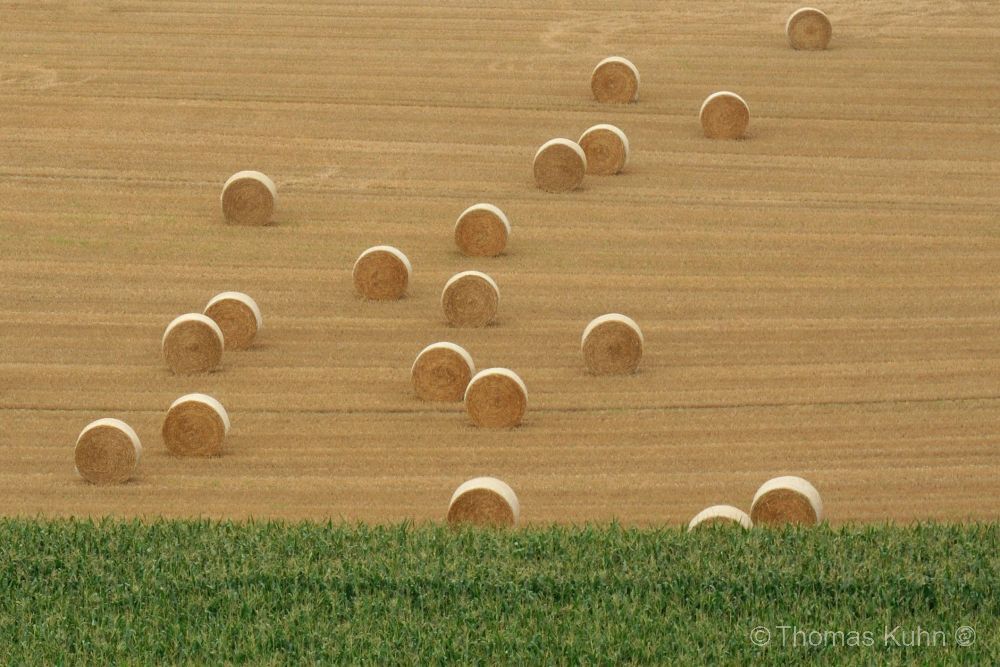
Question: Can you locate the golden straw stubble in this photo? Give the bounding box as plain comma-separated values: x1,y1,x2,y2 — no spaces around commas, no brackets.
688,505,753,530
162,314,224,375
699,92,750,139
533,139,587,193
411,342,476,402
590,56,640,104
454,203,511,257
221,170,276,226
464,368,527,428
74,418,142,484
204,291,262,350
353,246,412,301
441,271,499,328
786,7,832,50
447,477,520,527
750,476,824,526
162,393,231,457
579,124,629,175
582,314,644,375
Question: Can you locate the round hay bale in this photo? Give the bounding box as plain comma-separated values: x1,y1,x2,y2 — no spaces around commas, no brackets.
353,245,412,301
464,368,527,428
581,313,643,375
411,342,475,402
590,56,640,104
533,138,587,193
578,124,629,175
162,313,224,375
447,477,520,527
203,291,262,350
162,393,231,457
750,475,824,526
454,203,511,257
699,91,750,140
220,170,276,226
74,418,142,484
688,505,753,530
441,270,499,328
786,7,832,50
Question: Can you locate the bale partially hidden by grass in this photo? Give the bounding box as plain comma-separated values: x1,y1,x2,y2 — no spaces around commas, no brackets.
204,291,261,350
352,246,411,301
581,313,643,375
751,476,823,526
447,477,520,527
411,342,475,402
699,91,750,139
786,7,832,50
162,393,230,457
74,418,141,484
220,170,276,226
464,368,527,428
162,314,224,375
688,505,753,530
590,56,640,104
579,123,629,175
441,270,499,327
533,138,587,193
454,203,511,257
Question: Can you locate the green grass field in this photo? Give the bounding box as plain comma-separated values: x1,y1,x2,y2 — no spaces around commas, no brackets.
1,520,996,664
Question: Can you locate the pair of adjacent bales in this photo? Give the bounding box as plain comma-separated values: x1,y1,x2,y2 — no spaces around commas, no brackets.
533,7,837,193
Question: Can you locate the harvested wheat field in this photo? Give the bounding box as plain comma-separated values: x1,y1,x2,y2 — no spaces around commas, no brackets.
0,1,997,525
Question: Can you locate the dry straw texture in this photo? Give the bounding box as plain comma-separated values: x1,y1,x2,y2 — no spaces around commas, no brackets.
533,138,587,193
751,476,824,526
454,203,511,257
204,291,262,350
581,314,644,375
161,314,224,375
162,393,231,457
352,246,412,301
590,56,640,104
411,342,475,402
688,505,753,530
74,418,142,484
441,271,499,328
220,170,276,226
447,476,520,527
699,92,750,139
786,7,832,50
579,124,630,175
464,368,527,428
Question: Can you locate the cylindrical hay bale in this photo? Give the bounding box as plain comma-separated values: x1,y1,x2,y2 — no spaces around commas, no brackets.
204,291,262,350
699,92,750,140
533,138,587,193
688,505,753,531
411,342,475,402
581,313,643,375
786,8,832,50
579,124,629,176
751,476,824,526
162,393,231,457
591,56,640,104
464,368,527,428
162,314,224,375
221,170,276,226
353,245,412,301
447,477,520,527
454,203,511,257
441,271,499,328
74,418,142,484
